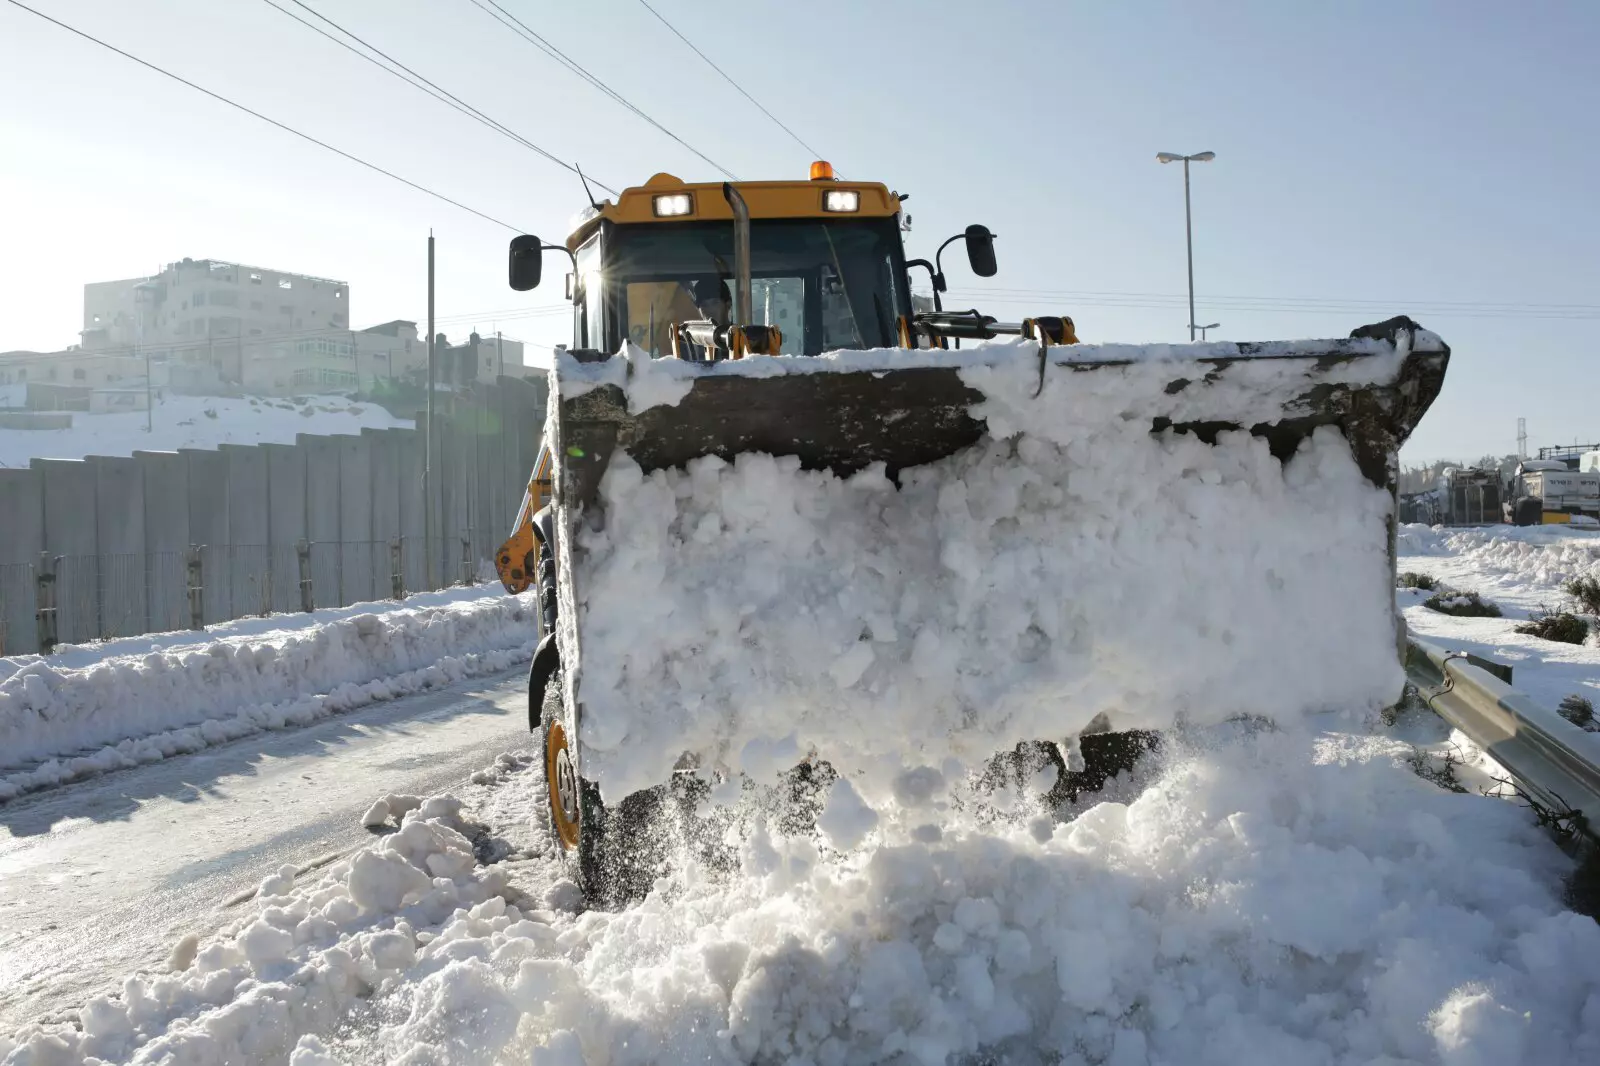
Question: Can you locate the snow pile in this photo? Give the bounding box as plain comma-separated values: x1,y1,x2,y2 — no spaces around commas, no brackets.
16,724,1597,1064
1397,522,1448,555
564,342,1407,798
0,393,410,468
1424,526,1600,594
0,795,516,1066
8,726,1598,1065
0,589,534,800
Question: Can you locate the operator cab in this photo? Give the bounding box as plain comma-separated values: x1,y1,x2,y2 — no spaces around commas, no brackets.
511,168,919,360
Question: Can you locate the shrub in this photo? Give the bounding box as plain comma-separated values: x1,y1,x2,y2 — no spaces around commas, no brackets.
1398,572,1438,591
1558,694,1596,731
1564,575,1600,616
1514,608,1590,645
1423,590,1502,617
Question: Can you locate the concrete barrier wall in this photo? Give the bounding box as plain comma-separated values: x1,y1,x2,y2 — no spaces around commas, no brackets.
136,451,191,634
222,444,270,616
35,459,99,645
0,468,44,655
183,448,231,624
265,443,307,613
337,434,374,606
366,429,401,598
2,381,541,653
397,429,428,594
301,434,342,612
93,456,147,638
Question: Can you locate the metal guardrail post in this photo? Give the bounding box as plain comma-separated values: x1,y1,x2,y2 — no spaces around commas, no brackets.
35,552,58,655
1407,635,1600,848
186,546,205,631
460,536,472,587
297,539,314,613
390,539,404,600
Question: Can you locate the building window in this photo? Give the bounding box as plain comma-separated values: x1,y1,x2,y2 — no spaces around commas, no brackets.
73,368,86,381
249,328,263,336
193,292,207,306
279,278,292,289
281,305,293,314
250,300,263,311
250,273,262,284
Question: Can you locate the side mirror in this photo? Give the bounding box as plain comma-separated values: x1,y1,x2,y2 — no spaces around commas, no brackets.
509,235,543,291
964,224,997,278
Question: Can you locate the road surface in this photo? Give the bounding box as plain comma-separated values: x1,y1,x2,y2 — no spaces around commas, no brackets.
0,667,528,1031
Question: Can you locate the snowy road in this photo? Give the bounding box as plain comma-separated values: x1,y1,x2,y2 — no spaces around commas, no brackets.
0,666,528,1032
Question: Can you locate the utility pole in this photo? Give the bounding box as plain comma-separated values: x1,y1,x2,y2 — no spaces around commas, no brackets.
1156,151,1216,341
1517,417,1527,460
425,232,436,590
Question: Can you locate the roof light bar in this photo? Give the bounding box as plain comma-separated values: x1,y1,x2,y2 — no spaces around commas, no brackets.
652,193,693,217
823,189,860,213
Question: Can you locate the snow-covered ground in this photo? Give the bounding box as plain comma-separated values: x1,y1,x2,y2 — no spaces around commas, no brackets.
1397,523,1600,712
0,392,410,468
6,717,1597,1065
0,585,536,801
0,667,530,1032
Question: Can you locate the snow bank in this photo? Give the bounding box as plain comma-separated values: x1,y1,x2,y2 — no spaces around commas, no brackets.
0,794,515,1065
1420,525,1600,594
0,393,409,468
15,725,1596,1065
565,342,1406,797
0,588,535,800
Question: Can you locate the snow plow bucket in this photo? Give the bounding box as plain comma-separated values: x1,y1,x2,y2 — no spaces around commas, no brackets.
539,317,1448,865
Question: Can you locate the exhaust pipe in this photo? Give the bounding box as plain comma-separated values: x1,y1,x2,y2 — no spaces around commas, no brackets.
723,182,752,328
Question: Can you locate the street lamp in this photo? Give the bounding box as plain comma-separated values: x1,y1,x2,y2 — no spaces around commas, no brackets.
1156,150,1216,341
1196,322,1220,341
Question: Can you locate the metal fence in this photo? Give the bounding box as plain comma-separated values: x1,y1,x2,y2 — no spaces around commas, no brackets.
0,537,465,657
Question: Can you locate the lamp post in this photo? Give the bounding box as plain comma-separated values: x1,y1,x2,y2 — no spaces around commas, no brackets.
1196,322,1220,341
1156,150,1215,341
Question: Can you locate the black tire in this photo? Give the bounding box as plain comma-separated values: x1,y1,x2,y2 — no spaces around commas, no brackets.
991,731,1160,809
536,663,669,909
1513,496,1543,527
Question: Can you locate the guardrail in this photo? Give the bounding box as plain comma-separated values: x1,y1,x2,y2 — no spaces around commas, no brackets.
1406,635,1600,847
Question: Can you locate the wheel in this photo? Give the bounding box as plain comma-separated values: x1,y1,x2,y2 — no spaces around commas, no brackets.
1513,496,1542,527
536,664,668,908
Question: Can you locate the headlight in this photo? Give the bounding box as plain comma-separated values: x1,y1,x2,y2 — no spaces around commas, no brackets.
652,193,693,217
823,190,860,213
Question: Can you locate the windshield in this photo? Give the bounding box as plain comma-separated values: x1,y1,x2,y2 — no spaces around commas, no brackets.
606,218,906,357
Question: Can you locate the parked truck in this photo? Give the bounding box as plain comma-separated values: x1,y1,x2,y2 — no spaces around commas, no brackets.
1504,459,1600,525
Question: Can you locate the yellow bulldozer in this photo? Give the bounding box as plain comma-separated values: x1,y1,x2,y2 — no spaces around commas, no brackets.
495,163,1449,904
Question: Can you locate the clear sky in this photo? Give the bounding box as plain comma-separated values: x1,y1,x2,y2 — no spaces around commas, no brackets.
2,0,1595,462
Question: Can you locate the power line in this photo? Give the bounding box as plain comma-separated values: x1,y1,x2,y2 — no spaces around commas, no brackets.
262,0,616,195
950,284,1600,313
3,0,526,233
937,286,1600,322
465,0,738,181
634,0,824,165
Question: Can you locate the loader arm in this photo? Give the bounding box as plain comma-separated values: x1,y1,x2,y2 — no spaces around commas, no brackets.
496,442,554,595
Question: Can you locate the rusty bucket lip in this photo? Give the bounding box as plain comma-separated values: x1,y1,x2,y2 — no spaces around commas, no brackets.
548,341,1449,503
